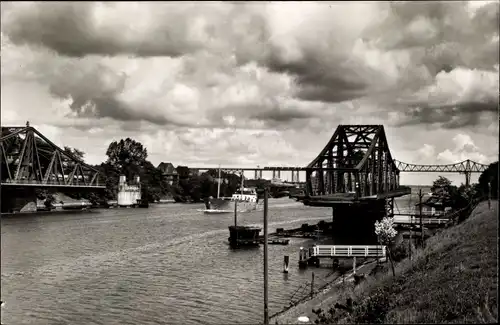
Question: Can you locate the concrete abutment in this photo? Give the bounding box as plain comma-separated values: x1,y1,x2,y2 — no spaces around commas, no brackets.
331,200,387,245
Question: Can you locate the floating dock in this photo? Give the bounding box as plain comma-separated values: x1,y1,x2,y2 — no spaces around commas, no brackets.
298,244,387,268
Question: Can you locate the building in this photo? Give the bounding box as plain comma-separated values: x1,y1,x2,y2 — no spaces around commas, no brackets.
117,175,141,207
415,195,453,216
157,162,178,185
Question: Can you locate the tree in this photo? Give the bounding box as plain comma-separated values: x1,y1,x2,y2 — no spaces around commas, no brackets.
476,161,498,200
63,146,85,162
176,166,191,179
431,176,453,197
374,217,397,277
105,138,148,180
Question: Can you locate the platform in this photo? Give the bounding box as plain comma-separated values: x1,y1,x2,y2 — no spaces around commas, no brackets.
302,187,412,207
298,245,387,268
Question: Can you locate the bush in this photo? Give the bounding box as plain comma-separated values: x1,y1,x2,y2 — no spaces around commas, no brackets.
348,287,391,324
390,240,415,263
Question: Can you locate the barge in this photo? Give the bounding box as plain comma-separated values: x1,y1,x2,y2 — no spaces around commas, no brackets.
228,225,262,247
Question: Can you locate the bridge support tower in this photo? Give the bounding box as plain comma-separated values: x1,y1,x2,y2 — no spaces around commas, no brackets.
330,200,388,245
1,187,38,213
254,170,263,179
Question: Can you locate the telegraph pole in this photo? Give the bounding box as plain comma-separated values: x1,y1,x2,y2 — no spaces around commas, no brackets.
488,180,492,210
263,188,269,325
419,189,424,247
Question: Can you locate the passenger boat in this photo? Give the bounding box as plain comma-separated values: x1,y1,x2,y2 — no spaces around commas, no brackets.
202,167,259,214
209,187,259,213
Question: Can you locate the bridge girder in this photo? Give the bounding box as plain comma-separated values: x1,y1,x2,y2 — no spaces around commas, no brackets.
305,125,400,198
1,125,102,188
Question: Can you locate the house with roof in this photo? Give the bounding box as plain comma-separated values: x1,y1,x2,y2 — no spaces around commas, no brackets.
415,195,453,216
157,162,178,185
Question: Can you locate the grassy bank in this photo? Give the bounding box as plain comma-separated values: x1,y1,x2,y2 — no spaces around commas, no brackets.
309,200,498,324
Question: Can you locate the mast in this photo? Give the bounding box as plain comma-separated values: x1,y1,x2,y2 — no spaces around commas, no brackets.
217,165,221,199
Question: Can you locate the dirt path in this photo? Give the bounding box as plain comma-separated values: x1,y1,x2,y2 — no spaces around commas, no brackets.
270,260,380,324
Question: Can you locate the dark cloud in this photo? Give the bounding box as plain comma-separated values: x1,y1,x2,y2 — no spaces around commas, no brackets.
1,2,211,58
267,52,372,103
395,101,498,129
1,1,498,133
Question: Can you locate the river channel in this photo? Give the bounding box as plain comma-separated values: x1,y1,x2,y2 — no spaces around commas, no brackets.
1,198,333,325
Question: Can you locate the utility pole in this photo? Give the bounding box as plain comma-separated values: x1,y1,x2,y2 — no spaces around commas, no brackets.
263,188,269,325
234,200,238,227
419,189,424,247
409,214,412,261
488,179,492,210
217,165,221,199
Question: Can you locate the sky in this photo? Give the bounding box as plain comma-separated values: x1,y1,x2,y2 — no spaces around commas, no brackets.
1,1,498,185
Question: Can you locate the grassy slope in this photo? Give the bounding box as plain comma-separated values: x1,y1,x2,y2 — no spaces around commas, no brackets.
333,200,498,324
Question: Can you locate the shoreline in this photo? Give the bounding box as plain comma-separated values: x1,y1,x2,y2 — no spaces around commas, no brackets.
271,200,497,324
270,259,380,324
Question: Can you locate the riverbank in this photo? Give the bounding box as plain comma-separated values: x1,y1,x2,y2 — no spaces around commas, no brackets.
272,200,498,324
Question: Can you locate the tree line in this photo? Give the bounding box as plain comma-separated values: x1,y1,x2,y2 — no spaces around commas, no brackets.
73,138,256,205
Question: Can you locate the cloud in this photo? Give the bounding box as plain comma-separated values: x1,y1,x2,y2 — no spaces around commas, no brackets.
417,144,436,159
437,134,491,164
391,67,499,129
2,1,498,129
1,1,498,186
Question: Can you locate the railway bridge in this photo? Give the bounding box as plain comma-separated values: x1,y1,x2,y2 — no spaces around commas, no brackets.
1,122,104,213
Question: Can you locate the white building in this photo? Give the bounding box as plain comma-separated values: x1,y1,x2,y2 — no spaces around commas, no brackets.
117,175,141,207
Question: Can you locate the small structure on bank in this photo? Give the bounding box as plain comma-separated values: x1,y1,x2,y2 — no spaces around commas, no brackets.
415,195,453,216
117,175,142,207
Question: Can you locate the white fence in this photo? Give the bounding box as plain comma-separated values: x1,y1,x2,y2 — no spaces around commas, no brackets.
393,216,450,225
311,245,386,258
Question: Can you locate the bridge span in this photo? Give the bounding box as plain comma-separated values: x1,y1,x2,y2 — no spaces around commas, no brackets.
1,122,105,212
1,122,103,189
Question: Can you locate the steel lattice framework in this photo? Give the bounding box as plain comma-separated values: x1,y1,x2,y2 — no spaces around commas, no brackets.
305,125,403,198
393,159,489,187
393,160,489,173
1,123,103,188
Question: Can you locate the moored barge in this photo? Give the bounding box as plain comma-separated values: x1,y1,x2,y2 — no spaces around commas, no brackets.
228,225,261,247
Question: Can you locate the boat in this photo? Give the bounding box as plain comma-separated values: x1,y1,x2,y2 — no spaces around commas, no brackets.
204,168,259,214
228,225,262,247
209,187,259,213
197,208,232,214
259,238,290,245
201,166,233,214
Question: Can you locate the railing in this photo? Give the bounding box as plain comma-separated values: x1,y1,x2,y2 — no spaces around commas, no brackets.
394,210,445,216
311,245,386,258
393,216,450,225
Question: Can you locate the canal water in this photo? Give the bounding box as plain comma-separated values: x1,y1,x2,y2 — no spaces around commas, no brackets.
1,198,334,325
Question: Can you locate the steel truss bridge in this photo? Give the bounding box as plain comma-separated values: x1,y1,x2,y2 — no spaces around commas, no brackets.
1,123,489,205
1,122,103,189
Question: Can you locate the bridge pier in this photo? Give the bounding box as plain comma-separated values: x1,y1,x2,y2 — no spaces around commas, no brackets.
291,171,300,183
331,200,386,245
1,187,37,213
